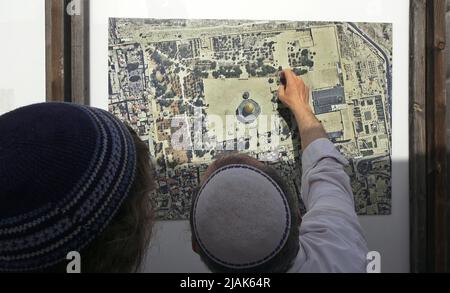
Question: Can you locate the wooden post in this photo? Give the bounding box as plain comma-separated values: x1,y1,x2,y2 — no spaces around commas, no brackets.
426,0,447,272
45,0,89,104
411,0,448,274
410,0,428,273
45,0,66,102
71,0,90,105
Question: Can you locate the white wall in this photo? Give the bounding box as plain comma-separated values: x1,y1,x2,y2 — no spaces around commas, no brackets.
0,0,46,114
90,0,411,273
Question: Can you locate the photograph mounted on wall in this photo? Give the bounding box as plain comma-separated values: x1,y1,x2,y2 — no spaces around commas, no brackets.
107,18,393,220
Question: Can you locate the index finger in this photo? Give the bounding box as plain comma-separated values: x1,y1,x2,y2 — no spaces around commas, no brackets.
283,69,299,86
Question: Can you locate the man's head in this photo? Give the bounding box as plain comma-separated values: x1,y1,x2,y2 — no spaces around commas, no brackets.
71,124,155,273
0,103,155,272
190,154,301,273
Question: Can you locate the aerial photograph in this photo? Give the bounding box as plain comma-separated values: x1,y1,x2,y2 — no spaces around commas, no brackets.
108,18,393,220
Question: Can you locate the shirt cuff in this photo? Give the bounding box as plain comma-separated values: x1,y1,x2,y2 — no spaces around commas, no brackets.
301,138,348,171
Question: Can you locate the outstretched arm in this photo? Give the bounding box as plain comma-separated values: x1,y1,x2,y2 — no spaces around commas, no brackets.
278,70,368,273
277,69,354,212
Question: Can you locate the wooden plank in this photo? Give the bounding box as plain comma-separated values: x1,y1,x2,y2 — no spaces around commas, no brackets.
46,0,90,104
45,0,66,102
71,0,90,105
409,0,428,273
429,0,447,273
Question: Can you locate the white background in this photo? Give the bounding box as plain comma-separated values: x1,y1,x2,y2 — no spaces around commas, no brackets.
0,0,46,115
90,0,410,273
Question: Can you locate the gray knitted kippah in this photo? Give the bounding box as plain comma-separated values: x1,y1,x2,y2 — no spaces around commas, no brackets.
192,164,291,269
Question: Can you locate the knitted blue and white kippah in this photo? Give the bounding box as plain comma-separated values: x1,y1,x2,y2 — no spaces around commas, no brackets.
0,102,137,272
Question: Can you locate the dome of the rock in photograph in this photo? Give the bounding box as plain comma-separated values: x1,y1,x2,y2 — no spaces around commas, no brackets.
243,102,255,115
236,98,261,124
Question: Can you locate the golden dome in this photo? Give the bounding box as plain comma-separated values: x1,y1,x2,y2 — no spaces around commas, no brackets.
243,102,255,114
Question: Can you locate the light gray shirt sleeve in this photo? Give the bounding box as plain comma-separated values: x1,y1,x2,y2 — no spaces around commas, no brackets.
289,138,369,273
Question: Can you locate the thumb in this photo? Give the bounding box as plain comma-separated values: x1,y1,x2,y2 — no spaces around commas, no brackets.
277,85,286,101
